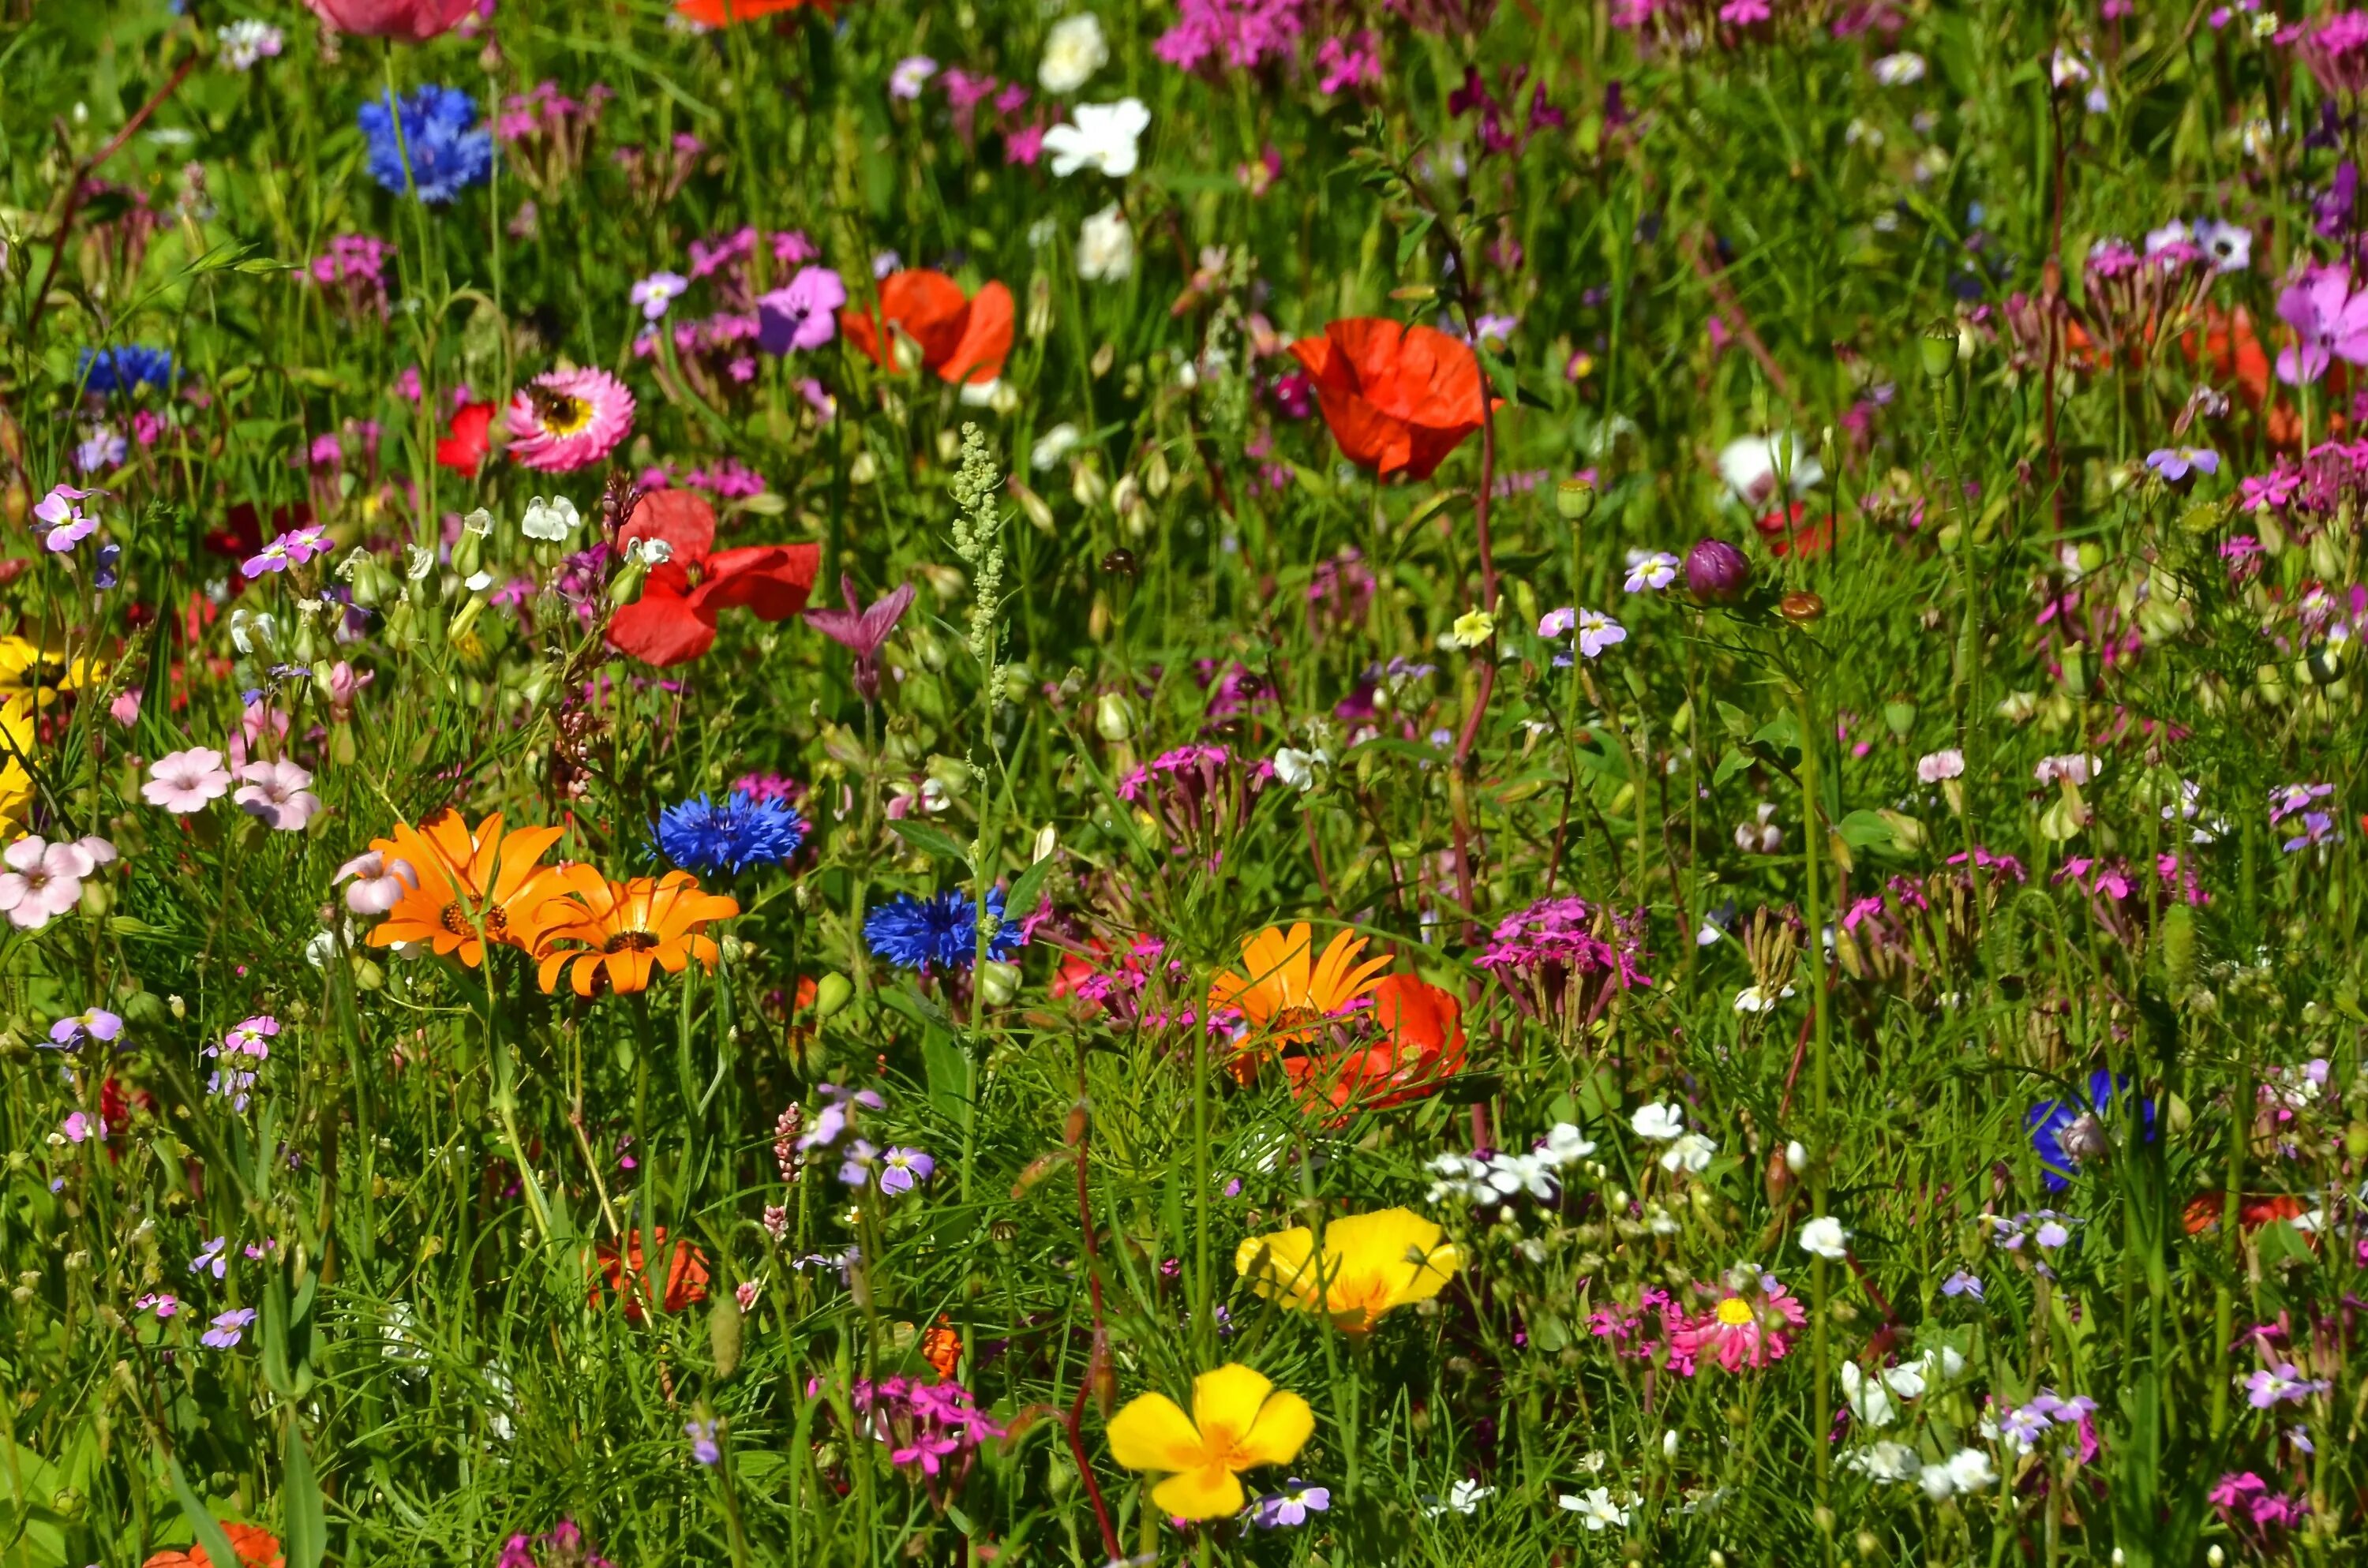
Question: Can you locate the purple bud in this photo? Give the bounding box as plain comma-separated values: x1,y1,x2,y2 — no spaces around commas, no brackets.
1684,539,1752,602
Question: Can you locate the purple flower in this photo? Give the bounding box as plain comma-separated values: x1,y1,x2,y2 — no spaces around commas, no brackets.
1684,537,1752,601
47,1008,123,1048
878,1146,935,1195
201,1307,257,1349
756,265,849,354
2243,1363,2331,1409
2283,811,2342,853
1940,1270,1984,1300
631,270,690,321
32,484,99,552
806,575,918,703
241,525,332,579
1624,552,1680,592
838,1138,880,1187
2275,266,2368,385
190,1236,228,1278
2145,447,2219,481
1576,608,1626,659
890,55,938,99
687,1418,721,1465
2270,781,2335,822
1155,0,1306,73
1251,1480,1332,1527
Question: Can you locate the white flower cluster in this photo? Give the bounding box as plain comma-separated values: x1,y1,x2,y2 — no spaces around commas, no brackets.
1426,1124,1594,1205
1628,1101,1717,1173
1843,1442,1995,1500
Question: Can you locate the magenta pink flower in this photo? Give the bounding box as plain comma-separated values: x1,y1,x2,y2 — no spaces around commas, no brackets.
144,747,232,814
2275,266,2368,385
1669,1272,1808,1372
504,366,635,472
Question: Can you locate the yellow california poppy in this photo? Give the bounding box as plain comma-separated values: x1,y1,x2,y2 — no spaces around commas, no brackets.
0,698,34,839
1105,1363,1314,1521
1235,1207,1463,1334
1207,922,1390,1046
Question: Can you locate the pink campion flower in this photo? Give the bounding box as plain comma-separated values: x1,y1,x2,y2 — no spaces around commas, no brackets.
335,849,418,915
1156,0,1307,71
1313,30,1381,93
144,747,232,813
504,367,635,473
2274,266,2368,385
242,524,332,578
234,760,321,831
1005,121,1048,166
1718,0,1771,21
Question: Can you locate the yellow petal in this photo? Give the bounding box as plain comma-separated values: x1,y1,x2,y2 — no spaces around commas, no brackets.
1234,1225,1318,1302
1190,1362,1277,1439
1151,1465,1246,1521
1107,1392,1205,1474
1234,1387,1315,1469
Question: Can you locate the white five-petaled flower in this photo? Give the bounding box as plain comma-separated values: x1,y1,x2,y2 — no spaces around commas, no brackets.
1630,1102,1684,1141
1038,12,1109,93
1798,1214,1850,1260
1734,982,1795,1013
1422,1480,1493,1517
1660,1131,1717,1174
1043,98,1151,178
1077,203,1135,282
1540,1122,1596,1165
1273,747,1328,793
1558,1486,1628,1531
1872,51,1927,85
520,495,581,541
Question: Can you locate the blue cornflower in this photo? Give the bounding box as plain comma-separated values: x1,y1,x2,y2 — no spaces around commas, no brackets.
654,789,807,875
76,345,176,397
2025,1068,2156,1192
358,85,493,204
864,889,1023,972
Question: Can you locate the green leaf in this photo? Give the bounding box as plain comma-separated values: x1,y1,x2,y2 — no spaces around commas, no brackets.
283,1420,327,1568
921,1031,969,1124
890,818,972,868
1394,211,1436,273
162,1450,240,1568
1836,809,1896,849
1711,750,1752,788
1005,853,1059,916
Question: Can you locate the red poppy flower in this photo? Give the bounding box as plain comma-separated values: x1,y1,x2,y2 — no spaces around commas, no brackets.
142,1523,284,1568
676,0,826,21
608,490,821,667
2182,1192,2309,1236
1287,318,1493,481
840,270,1014,387
591,1226,711,1322
305,0,474,39
1753,500,1832,559
436,400,496,477
1282,972,1468,1121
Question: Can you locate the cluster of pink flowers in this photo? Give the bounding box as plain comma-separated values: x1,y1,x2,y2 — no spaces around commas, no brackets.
2296,10,2368,96
1474,896,1654,1024
1156,0,1305,73
496,1517,615,1568
639,456,768,498
308,234,399,317
203,1014,279,1112
825,1375,1006,1483
1117,744,1277,847
500,80,613,193
2210,1471,2310,1536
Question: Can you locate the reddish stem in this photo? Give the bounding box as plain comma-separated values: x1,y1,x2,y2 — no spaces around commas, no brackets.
1062,1081,1123,1565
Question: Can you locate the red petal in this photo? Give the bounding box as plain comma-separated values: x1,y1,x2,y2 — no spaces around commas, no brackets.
435,402,495,477
620,489,716,567
698,543,822,621
939,279,1014,386
608,578,718,666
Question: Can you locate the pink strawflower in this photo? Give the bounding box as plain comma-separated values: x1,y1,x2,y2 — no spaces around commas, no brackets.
504,366,635,473
144,747,233,814
234,759,322,831
0,835,115,931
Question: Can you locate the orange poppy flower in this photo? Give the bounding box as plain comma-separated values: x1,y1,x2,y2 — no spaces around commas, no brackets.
143,1524,284,1568
1281,972,1467,1120
676,0,826,23
1208,922,1392,1057
1287,318,1493,481
363,810,571,966
2181,1192,2309,1236
921,1314,962,1377
839,269,1014,387
591,1226,711,1322
532,866,739,997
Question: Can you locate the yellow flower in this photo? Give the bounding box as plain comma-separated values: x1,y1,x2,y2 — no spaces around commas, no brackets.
1448,608,1495,648
0,697,34,839
1105,1363,1314,1521
1235,1207,1463,1334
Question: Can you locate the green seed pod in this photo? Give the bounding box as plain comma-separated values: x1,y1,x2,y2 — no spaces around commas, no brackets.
2159,902,2195,993
710,1293,743,1379
813,972,854,1019
1556,478,1597,522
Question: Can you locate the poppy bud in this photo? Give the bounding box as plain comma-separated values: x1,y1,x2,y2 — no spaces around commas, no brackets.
1556,478,1597,522
813,972,854,1019
1684,539,1751,602
1918,325,1955,380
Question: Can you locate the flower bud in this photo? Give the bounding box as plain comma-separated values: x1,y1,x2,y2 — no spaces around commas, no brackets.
813,972,854,1019
1918,325,1955,380
607,553,652,610
451,508,492,578
1094,691,1133,740
1556,478,1597,522
1779,590,1825,623
1684,538,1752,602
978,960,1021,1005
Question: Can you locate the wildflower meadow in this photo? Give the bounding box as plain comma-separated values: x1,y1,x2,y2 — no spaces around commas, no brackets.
5,0,2368,1562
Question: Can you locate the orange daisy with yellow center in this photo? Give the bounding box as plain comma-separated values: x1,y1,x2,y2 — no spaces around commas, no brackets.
364,810,571,967
531,866,740,997
1208,922,1391,1049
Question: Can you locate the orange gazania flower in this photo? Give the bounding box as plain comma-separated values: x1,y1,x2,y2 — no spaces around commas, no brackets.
143,1524,284,1568
533,866,740,997
676,0,826,24
1287,318,1492,481
840,269,1014,387
1208,922,1391,1053
1281,972,1467,1120
591,1226,711,1322
363,810,571,966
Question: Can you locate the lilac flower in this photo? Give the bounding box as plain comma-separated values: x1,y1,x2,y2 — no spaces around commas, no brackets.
1537,606,1577,638
838,1138,881,1187
62,1110,98,1143
890,55,938,99
687,1418,721,1465
631,271,690,321
2033,1219,2070,1249
134,1291,180,1319
190,1236,229,1278
806,575,917,703
2275,266,2368,385
1940,1270,1984,1300
1623,552,1680,592
47,1009,122,1048
201,1307,257,1349
878,1147,935,1195
2270,782,2335,823
796,1083,884,1151
2145,447,2218,481
32,484,99,552
2243,1363,2331,1409
755,266,848,354
1250,1480,1332,1527
241,525,332,578
1576,608,1626,659
2283,811,2342,853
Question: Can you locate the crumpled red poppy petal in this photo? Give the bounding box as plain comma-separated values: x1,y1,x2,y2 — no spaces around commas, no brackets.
939,280,1015,386
608,575,718,667
698,543,822,621
436,401,495,477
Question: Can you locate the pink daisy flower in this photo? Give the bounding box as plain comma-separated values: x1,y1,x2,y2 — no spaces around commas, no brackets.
1669,1270,1808,1372
504,366,635,473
